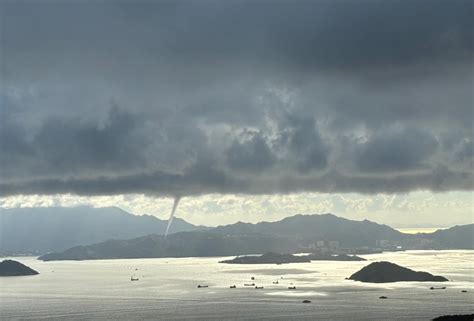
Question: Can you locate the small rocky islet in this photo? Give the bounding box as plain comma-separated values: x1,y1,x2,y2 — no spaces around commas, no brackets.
0,260,39,276
348,261,448,283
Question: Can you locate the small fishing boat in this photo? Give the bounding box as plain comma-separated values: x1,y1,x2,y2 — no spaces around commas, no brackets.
197,285,209,288
255,286,264,289
230,285,236,288
288,286,296,290
131,276,139,281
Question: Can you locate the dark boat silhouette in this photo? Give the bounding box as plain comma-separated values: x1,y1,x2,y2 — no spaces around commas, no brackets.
197,285,208,288
131,276,139,281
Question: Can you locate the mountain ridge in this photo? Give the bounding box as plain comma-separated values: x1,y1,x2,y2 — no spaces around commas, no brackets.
211,213,404,248
38,213,474,261
0,206,202,255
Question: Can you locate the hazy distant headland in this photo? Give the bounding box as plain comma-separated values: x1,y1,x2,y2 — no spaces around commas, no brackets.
0,206,203,255
36,211,474,261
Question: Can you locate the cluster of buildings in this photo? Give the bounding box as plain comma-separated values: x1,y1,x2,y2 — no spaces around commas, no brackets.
301,237,441,255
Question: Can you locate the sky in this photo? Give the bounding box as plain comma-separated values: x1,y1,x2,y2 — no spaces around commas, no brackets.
0,0,473,227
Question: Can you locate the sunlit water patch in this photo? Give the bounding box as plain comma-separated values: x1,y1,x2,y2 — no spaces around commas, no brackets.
0,251,472,321
265,291,328,297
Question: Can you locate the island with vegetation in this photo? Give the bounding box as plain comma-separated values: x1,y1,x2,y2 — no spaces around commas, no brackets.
348,261,448,283
306,253,366,261
219,252,366,264
0,260,39,276
432,315,474,321
219,252,311,264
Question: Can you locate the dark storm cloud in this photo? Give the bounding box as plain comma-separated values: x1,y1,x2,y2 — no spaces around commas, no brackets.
354,128,439,172
0,0,472,197
226,132,276,173
283,115,329,173
0,105,149,179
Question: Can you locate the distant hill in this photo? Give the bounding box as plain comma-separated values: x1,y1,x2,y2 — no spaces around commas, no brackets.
39,232,300,261
427,224,474,250
23,213,474,261
212,214,404,248
39,214,408,261
0,206,202,255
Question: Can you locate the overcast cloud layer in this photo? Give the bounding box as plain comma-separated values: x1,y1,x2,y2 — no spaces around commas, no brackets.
0,0,473,197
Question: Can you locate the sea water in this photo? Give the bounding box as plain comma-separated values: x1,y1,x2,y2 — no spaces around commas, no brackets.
1,250,473,321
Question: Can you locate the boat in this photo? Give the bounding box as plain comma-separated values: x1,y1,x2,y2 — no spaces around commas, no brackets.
302,300,311,303
288,286,296,290
197,285,209,288
230,285,236,288
244,283,255,286
379,296,388,299
255,286,264,289
272,281,279,284
131,276,139,281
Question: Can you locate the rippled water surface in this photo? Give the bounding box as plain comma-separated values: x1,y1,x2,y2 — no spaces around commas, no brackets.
1,251,473,320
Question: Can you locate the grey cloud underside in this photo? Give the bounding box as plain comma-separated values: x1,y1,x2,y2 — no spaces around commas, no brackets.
0,0,473,196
